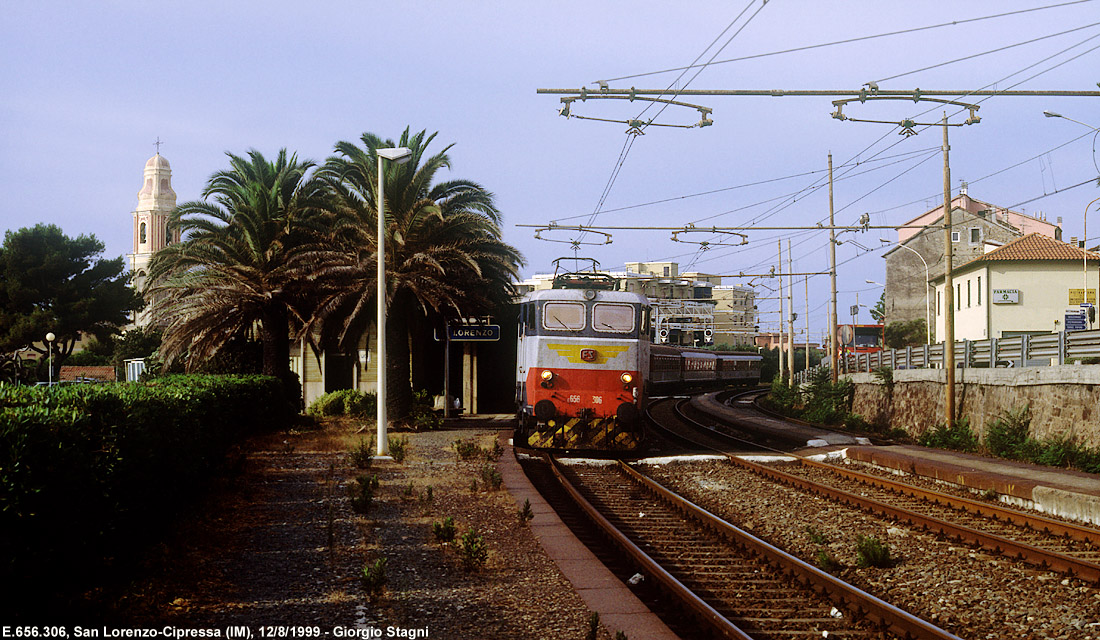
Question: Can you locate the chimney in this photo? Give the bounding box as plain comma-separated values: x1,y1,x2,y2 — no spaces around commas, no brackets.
960,181,968,196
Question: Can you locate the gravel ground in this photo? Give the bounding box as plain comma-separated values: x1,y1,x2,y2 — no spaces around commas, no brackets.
114,422,609,640
638,457,1100,640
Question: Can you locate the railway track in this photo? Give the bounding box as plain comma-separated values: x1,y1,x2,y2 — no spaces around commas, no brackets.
649,395,1100,585
535,454,961,640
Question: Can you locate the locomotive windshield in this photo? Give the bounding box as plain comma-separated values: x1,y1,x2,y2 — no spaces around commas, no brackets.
543,302,585,331
593,303,635,333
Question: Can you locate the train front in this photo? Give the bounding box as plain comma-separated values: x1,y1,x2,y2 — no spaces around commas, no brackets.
516,289,650,452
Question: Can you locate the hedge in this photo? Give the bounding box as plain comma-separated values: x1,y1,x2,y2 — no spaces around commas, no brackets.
0,374,295,618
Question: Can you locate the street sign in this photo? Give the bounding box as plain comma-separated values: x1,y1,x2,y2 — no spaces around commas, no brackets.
992,289,1019,304
447,324,501,342
1065,310,1087,332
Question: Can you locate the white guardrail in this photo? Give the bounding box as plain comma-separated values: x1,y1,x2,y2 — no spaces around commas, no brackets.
794,329,1100,385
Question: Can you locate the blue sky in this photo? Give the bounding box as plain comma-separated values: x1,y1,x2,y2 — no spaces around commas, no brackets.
3,1,1098,338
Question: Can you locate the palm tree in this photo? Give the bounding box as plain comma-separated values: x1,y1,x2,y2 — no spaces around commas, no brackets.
145,149,333,381
316,128,524,420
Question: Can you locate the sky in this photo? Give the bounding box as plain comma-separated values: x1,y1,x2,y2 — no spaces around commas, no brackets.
3,0,1099,340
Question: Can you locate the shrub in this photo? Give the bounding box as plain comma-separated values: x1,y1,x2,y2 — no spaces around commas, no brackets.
481,465,503,491
361,557,387,600
815,549,842,572
805,525,829,545
918,417,979,453
518,498,535,525
306,389,376,418
408,390,442,430
454,438,483,461
433,516,456,543
350,474,379,514
349,436,375,469
586,613,600,640
459,527,489,571
767,377,801,413
801,369,855,425
486,439,504,462
871,366,894,397
855,534,892,568
0,374,292,609
985,406,1033,460
389,435,409,463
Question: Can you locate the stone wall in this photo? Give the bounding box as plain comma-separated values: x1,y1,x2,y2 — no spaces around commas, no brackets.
847,366,1100,448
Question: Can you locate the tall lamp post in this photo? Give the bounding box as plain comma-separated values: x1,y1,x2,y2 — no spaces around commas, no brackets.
45,332,55,386
1044,111,1100,325
880,238,932,344
376,146,413,457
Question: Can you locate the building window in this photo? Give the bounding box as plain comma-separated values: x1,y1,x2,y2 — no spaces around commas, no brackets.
969,227,981,244
957,284,961,310
967,280,971,307
663,266,670,277
139,222,146,244
977,276,981,305
937,291,941,315
951,231,960,243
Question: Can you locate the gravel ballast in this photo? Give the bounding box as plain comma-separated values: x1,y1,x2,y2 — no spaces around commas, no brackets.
639,457,1100,640
116,424,608,639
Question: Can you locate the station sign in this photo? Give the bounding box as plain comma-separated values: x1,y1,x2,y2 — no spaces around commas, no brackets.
992,289,1019,304
448,324,501,342
1068,289,1097,305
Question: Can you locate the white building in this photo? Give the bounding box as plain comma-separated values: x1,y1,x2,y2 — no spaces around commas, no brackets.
932,233,1100,341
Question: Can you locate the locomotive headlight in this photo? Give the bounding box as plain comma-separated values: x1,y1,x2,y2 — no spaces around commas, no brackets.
540,369,555,388
620,372,633,385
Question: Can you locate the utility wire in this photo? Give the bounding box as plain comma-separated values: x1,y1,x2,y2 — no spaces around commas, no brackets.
595,0,1096,84
871,21,1100,84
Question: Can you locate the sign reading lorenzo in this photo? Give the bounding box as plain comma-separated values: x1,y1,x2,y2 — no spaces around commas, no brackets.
448,324,501,342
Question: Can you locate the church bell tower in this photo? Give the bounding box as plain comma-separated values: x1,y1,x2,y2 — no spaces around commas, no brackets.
128,146,178,295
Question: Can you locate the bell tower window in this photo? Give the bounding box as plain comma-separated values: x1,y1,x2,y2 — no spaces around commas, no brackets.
140,222,147,244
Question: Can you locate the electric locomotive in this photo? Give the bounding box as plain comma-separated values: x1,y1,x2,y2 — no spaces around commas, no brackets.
515,279,650,451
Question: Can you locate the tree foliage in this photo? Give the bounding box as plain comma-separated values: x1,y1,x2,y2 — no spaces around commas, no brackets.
146,150,333,380
312,128,524,419
870,290,886,324
885,318,927,349
0,224,141,373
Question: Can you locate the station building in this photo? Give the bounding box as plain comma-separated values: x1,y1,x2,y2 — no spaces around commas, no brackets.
883,190,1062,334
932,233,1100,341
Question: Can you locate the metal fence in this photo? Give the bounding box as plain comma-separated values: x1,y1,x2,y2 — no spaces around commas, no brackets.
793,329,1100,384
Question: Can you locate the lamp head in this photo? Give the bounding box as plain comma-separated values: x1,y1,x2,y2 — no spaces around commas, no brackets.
45,332,55,342
377,147,413,164
1043,110,1063,119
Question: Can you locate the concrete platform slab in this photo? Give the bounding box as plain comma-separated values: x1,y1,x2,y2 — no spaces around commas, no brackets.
496,433,680,640
845,444,1100,525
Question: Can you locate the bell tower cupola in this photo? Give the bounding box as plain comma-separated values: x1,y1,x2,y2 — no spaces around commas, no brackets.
129,140,179,298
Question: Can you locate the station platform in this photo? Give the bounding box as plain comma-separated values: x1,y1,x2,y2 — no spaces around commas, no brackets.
496,433,680,640
843,445,1100,526
691,391,870,447
441,413,514,429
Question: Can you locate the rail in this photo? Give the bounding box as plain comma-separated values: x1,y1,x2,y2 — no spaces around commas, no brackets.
794,328,1100,384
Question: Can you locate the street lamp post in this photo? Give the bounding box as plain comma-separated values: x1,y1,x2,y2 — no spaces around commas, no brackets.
376,146,413,458
1045,111,1100,324
45,332,55,386
880,238,932,344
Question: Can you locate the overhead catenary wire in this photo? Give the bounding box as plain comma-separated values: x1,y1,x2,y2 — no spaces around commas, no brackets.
574,1,768,247
594,0,1097,85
